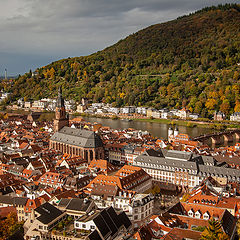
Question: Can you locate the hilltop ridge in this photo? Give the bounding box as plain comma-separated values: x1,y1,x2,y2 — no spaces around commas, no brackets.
6,4,240,118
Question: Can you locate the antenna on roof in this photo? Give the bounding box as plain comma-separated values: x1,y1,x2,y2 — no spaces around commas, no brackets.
4,69,7,80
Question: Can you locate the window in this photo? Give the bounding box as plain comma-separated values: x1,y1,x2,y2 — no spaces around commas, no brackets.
82,224,86,228
39,225,43,230
134,215,138,220
90,225,95,229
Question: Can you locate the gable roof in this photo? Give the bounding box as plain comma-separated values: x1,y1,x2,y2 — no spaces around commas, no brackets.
93,214,111,239
35,202,63,225
88,230,102,240
50,126,103,148
100,209,118,237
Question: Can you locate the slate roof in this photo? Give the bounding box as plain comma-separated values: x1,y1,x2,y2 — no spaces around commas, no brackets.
118,211,132,230
88,206,131,239
88,230,102,240
100,209,118,237
65,198,92,212
144,149,164,157
35,202,63,225
106,206,122,229
135,155,198,172
198,165,240,180
50,126,103,148
165,150,192,161
93,214,111,239
201,155,216,165
13,197,28,206
57,198,71,208
0,195,13,205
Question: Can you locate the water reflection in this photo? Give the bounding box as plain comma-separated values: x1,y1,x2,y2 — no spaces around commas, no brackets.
83,117,213,139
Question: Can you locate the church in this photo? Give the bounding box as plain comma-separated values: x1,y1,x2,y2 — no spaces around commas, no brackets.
49,87,104,163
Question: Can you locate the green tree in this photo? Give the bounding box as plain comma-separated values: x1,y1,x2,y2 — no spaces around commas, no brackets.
201,219,229,240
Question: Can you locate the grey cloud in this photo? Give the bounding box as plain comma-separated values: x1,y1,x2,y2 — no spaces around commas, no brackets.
0,0,238,75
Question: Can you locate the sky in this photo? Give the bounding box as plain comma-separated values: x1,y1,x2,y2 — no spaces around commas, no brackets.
0,0,238,75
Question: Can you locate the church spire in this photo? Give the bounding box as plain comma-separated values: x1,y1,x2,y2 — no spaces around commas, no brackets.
54,86,69,132
57,86,64,108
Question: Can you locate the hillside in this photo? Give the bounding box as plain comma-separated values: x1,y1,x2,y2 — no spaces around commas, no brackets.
6,4,240,118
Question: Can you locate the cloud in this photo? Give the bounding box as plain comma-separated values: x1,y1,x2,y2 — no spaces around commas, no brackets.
0,0,237,74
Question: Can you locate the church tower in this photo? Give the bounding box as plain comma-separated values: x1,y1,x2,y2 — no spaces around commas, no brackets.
53,86,69,132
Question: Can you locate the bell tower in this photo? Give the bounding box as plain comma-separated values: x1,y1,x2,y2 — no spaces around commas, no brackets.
54,86,69,132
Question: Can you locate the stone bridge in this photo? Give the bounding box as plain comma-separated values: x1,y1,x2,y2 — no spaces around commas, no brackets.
192,129,240,145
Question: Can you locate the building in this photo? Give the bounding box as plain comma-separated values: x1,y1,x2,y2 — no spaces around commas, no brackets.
230,112,240,122
90,185,154,228
214,111,226,121
50,88,104,162
24,202,66,239
74,206,132,240
177,108,190,119
57,198,97,219
133,149,240,188
49,126,105,163
87,165,152,193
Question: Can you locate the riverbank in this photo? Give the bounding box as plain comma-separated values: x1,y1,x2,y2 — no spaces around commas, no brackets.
133,118,240,130
78,113,240,131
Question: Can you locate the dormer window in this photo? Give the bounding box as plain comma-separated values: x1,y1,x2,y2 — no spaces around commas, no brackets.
188,209,194,217
203,212,209,220
195,210,201,219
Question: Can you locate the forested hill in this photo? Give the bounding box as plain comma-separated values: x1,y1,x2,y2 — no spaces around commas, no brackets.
8,4,240,118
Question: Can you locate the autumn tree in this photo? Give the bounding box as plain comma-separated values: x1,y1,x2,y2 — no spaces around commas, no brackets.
0,212,23,240
220,99,230,115
205,98,217,110
201,219,229,240
234,101,240,113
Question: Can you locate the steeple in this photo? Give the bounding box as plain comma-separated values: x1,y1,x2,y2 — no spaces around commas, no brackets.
54,86,69,132
57,86,64,108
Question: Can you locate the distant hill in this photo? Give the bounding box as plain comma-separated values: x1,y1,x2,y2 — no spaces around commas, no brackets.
7,4,240,118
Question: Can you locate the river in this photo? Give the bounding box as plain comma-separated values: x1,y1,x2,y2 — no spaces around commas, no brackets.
83,117,213,140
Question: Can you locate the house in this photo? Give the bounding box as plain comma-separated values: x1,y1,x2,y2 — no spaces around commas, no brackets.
87,165,152,193
57,156,87,171
152,110,161,119
63,175,94,190
74,206,132,240
24,202,66,239
214,111,226,121
57,198,97,219
90,184,154,228
144,202,237,239
159,109,169,119
88,159,116,175
136,107,147,115
230,112,240,122
189,113,200,120
38,171,67,188
177,108,190,119
120,106,136,114
146,108,154,118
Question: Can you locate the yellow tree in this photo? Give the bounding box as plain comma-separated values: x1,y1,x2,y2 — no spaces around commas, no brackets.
49,67,55,79
205,98,217,110
234,101,240,112
201,219,229,240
